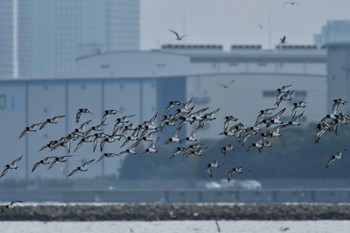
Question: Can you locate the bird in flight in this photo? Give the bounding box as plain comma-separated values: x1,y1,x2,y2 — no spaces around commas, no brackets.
280,36,287,44
0,201,23,212
169,30,186,40
282,1,301,7
0,155,23,178
216,80,235,89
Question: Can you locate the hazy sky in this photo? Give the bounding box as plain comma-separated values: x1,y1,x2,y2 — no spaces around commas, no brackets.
140,0,350,50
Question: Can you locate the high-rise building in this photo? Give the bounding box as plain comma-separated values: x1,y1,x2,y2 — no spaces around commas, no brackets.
314,20,350,47
0,0,140,79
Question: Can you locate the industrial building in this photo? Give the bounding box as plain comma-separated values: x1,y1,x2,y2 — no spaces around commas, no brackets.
0,43,333,180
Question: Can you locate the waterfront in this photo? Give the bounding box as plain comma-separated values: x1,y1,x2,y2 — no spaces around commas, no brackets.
2,220,350,233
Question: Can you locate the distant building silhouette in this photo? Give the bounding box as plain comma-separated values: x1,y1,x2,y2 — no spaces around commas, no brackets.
0,0,140,79
314,20,350,47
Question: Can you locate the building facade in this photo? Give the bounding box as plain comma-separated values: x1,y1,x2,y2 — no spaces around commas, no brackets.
314,20,350,47
0,0,140,79
0,44,331,180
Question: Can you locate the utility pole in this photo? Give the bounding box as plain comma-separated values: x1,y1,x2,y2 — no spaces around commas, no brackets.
13,0,19,79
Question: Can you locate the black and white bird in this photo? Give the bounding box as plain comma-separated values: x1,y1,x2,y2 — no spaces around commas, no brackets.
39,115,65,130
326,149,346,168
68,159,95,177
0,155,23,178
142,137,160,155
165,127,182,144
102,109,121,123
221,144,235,155
292,101,307,117
19,122,42,138
227,166,251,182
169,29,186,40
207,160,220,178
48,155,73,170
282,1,301,7
0,201,23,212
32,156,54,172
331,98,347,115
76,108,94,123
96,153,119,163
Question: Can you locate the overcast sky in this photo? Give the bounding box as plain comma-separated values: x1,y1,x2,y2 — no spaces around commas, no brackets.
140,0,350,51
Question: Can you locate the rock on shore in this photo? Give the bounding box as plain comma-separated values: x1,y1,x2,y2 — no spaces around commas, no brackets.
1,203,350,221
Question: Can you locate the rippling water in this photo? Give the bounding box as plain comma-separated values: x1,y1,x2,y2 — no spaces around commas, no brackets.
3,220,350,233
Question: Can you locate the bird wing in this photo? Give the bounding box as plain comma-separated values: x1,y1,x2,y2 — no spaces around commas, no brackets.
11,156,23,165
0,168,9,178
216,82,227,88
68,168,79,177
53,115,65,120
31,161,41,172
47,160,58,169
82,159,95,167
19,129,29,139
9,201,22,206
326,157,335,168
207,166,212,178
169,29,180,39
39,121,49,130
76,111,82,123
227,170,234,182
151,137,160,149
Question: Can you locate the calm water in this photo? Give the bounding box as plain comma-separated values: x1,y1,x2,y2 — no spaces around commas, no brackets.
2,220,350,233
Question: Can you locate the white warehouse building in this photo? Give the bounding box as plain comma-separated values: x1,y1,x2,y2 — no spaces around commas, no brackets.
77,44,328,138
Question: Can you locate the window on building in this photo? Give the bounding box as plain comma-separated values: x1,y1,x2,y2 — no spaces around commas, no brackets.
100,64,110,69
263,90,276,97
294,91,307,98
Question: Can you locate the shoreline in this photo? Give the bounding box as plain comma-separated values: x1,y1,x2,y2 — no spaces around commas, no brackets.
1,203,350,221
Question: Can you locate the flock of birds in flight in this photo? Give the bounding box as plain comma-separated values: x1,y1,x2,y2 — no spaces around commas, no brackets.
2,83,348,182
1,82,347,213
0,1,344,217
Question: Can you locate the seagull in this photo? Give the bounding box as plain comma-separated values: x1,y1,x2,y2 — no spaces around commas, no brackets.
282,1,301,7
68,159,95,177
326,149,346,168
32,156,54,172
280,36,287,44
0,155,23,178
216,80,235,89
207,160,220,178
0,201,23,212
76,108,94,123
169,29,186,40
